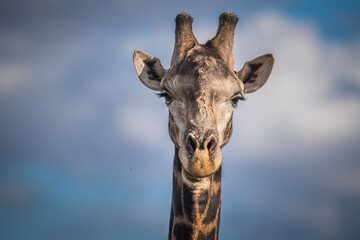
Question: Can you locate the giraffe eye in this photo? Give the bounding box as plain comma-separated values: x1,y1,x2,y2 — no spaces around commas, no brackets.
231,95,245,107
158,92,173,105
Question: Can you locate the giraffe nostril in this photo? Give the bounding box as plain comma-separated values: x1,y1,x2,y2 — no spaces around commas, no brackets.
205,136,217,153
186,134,199,153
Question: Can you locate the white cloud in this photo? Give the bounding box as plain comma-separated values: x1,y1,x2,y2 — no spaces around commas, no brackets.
0,63,26,93
0,29,99,94
116,106,169,147
227,12,360,159
121,28,174,68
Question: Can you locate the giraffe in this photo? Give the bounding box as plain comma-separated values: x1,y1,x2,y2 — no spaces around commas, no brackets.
133,12,274,240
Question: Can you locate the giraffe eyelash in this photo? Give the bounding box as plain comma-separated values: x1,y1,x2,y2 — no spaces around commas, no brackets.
157,92,170,98
157,92,173,105
231,95,246,108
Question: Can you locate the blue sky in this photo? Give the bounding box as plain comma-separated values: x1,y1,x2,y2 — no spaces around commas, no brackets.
1,0,360,239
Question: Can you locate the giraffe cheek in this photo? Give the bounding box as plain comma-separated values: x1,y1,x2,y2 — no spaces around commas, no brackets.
220,119,233,148
169,107,187,148
169,114,185,148
216,107,233,148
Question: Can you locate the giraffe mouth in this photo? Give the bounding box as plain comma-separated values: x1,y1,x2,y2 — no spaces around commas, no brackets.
181,168,212,191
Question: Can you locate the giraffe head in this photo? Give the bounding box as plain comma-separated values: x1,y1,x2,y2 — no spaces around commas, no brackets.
133,12,274,179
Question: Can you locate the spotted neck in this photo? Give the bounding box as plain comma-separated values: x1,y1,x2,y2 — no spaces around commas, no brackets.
168,149,222,240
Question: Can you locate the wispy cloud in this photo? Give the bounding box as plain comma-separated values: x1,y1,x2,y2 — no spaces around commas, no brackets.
116,106,169,147
228,12,360,159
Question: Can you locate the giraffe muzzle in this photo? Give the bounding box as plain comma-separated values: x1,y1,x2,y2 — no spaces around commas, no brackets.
179,131,223,178
185,133,217,155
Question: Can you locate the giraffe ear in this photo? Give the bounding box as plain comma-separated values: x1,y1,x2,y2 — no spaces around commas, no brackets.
133,50,167,91
236,54,274,94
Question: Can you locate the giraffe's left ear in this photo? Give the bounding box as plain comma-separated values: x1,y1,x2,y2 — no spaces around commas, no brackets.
236,54,274,94
133,50,167,91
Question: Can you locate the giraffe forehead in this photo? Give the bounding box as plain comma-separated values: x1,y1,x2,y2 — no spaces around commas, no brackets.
163,51,240,95
164,71,241,102
177,80,241,105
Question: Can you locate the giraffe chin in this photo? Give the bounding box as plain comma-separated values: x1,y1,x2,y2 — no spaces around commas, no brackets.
178,146,223,179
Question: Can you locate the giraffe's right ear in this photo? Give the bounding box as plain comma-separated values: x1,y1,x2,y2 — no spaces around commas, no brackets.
133,50,167,91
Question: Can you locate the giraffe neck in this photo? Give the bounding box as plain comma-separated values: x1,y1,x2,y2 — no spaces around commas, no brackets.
168,149,222,240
